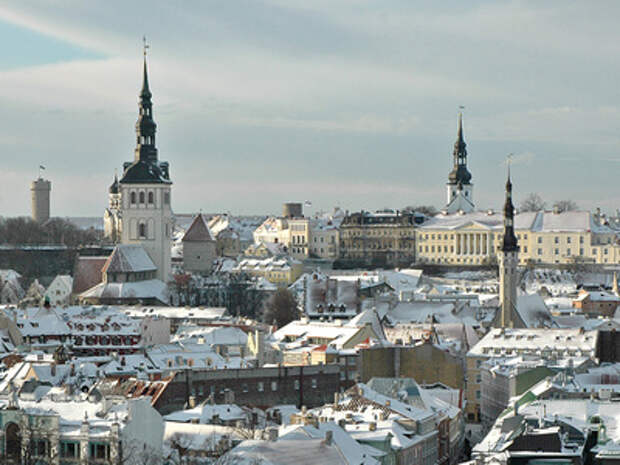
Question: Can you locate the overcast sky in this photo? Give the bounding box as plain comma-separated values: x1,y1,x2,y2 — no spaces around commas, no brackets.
0,1,618,217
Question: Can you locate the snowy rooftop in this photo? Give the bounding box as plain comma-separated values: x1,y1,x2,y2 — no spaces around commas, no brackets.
468,328,598,357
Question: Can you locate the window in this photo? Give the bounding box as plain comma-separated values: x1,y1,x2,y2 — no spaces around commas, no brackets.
31,439,49,457
476,360,482,368
271,381,278,391
555,248,559,255
567,249,571,256
130,192,136,204
294,380,300,390
148,191,154,204
61,441,80,458
567,237,571,244
312,378,318,389
139,192,145,203
164,192,170,204
139,223,147,238
538,237,542,244
89,443,110,460
476,374,481,383
554,236,559,244
258,382,264,392
242,383,248,393
476,390,481,400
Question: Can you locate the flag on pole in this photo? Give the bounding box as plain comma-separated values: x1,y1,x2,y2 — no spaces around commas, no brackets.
39,165,45,170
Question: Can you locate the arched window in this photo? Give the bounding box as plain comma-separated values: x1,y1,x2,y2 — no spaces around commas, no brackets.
148,192,154,204
130,192,136,204
139,192,145,203
139,223,146,238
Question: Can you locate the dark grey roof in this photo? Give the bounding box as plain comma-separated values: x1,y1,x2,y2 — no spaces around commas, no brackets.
119,160,171,184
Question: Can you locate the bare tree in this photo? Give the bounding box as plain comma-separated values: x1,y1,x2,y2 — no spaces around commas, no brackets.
552,199,578,213
519,193,546,212
262,288,299,328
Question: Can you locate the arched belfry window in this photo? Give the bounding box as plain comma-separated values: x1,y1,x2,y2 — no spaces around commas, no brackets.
139,223,146,238
130,192,136,204
139,192,145,203
148,192,154,204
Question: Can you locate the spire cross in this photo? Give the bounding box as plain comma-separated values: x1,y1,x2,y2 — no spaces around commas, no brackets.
507,153,514,176
143,36,150,58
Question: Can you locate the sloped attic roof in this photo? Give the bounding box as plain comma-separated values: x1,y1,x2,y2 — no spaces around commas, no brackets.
102,245,156,274
182,214,214,242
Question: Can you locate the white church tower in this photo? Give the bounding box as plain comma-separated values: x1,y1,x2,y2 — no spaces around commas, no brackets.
446,113,474,213
117,49,173,282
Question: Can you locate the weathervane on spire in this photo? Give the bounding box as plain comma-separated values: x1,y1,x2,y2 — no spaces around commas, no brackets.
143,35,150,58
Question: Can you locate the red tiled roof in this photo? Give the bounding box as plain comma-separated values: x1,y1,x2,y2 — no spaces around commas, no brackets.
72,256,107,294
182,214,214,242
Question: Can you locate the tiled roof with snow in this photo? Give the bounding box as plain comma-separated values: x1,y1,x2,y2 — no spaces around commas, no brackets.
182,214,215,242
79,279,167,304
102,245,156,273
468,328,598,357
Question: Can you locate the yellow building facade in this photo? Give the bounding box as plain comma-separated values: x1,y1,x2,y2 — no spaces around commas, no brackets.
416,210,620,266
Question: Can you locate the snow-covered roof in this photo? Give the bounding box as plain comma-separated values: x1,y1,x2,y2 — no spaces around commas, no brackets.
419,210,615,234
102,245,157,274
80,279,168,304
172,325,248,346
164,403,247,424
182,214,214,242
468,328,598,358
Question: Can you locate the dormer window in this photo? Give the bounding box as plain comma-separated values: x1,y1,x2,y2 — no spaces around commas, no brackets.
130,192,136,204
148,192,154,204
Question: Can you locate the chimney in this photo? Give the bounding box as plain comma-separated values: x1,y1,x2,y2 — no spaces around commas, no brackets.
369,422,377,431
333,392,340,406
51,362,56,377
324,430,333,446
338,419,346,429
189,396,196,408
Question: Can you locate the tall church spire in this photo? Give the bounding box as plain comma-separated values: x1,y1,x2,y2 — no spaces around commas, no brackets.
135,38,157,164
502,164,518,252
445,111,475,213
448,112,472,185
497,161,521,328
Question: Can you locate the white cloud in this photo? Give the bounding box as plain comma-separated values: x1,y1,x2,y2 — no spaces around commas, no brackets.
0,1,617,215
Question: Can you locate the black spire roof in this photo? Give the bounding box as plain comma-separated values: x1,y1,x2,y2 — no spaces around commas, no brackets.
109,173,119,194
119,50,171,185
448,113,472,185
502,168,518,252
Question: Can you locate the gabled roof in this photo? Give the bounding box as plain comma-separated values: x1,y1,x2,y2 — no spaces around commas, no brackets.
102,245,156,274
72,257,107,294
182,214,214,242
